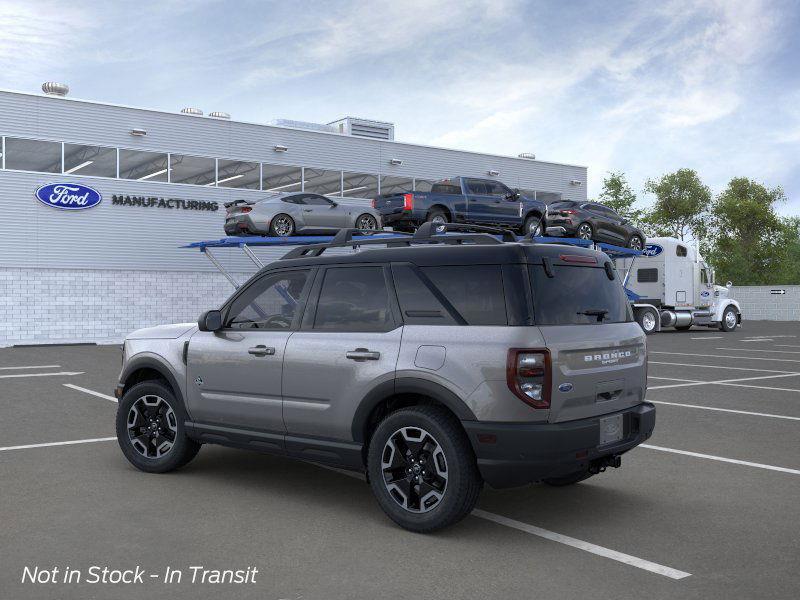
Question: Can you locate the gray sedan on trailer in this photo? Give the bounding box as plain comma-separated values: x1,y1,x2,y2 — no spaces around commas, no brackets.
224,192,382,237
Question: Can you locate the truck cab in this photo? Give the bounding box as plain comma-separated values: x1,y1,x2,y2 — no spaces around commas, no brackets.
617,237,741,334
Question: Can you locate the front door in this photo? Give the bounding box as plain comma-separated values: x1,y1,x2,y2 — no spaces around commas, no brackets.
464,178,495,224
282,265,402,444
186,268,314,438
299,194,347,232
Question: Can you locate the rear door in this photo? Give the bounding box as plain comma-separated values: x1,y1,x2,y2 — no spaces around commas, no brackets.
529,259,646,424
186,268,313,440
282,264,402,444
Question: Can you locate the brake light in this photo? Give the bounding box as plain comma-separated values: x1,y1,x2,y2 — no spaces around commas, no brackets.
559,254,597,264
507,349,551,409
371,198,377,208
560,209,577,215
403,193,414,211
240,207,252,213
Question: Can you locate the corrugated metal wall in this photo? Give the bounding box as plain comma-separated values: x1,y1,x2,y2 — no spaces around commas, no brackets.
0,89,587,272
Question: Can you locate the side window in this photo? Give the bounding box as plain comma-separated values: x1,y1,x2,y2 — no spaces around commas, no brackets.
676,245,688,257
391,265,457,325
226,270,310,330
465,179,488,195
637,268,659,283
314,267,393,332
700,268,709,284
420,265,507,325
283,195,305,205
484,181,510,197
304,194,334,206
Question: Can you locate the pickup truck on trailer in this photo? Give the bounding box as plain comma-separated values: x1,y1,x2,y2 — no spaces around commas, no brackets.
372,177,547,236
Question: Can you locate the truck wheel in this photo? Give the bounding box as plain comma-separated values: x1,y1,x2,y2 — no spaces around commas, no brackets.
719,306,738,332
367,405,482,533
524,215,543,236
543,470,594,486
635,308,657,335
426,208,449,233
116,381,200,473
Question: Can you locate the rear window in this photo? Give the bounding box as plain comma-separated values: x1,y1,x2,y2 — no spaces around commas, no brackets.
530,265,632,325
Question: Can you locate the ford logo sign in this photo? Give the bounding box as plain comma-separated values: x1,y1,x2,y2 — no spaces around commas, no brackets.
558,382,574,393
641,243,663,257
35,183,102,210
701,290,710,297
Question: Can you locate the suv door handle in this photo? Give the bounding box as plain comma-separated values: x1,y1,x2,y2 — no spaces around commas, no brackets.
248,345,276,357
346,348,381,361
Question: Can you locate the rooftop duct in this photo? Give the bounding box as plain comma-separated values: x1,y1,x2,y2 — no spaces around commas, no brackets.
42,82,69,97
180,107,203,116
209,111,230,119
518,152,536,160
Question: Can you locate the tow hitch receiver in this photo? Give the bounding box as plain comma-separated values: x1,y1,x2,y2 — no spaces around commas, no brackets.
589,455,622,474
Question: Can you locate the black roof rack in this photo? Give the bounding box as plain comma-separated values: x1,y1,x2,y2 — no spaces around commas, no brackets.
281,225,507,259
413,222,518,242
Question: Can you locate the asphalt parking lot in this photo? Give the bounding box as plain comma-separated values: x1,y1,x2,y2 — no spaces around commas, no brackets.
2,321,799,600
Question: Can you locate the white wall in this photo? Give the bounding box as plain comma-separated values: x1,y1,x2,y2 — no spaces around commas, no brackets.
729,286,800,321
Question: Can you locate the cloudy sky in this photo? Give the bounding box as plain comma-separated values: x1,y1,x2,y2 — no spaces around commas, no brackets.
1,0,799,213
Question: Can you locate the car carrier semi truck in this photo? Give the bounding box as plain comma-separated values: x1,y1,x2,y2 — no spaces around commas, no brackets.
614,237,742,334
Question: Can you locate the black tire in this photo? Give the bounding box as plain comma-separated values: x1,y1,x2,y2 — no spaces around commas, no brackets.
116,380,200,473
543,470,594,487
524,215,543,237
269,213,295,237
355,213,378,232
367,405,482,533
426,208,449,232
576,222,593,240
719,306,738,332
627,235,644,251
635,307,658,335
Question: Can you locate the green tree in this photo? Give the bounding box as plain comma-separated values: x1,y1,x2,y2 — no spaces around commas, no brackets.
598,171,643,226
642,169,711,240
705,177,792,285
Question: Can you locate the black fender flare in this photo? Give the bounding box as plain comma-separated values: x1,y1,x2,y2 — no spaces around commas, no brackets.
351,377,477,443
119,355,185,407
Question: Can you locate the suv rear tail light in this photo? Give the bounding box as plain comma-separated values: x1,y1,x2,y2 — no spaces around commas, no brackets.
507,349,551,409
240,207,252,213
403,193,414,211
560,209,577,215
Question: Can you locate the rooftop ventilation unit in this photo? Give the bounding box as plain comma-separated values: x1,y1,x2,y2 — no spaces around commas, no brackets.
269,119,337,134
518,152,536,160
42,82,69,97
209,111,230,119
181,107,203,116
328,117,394,141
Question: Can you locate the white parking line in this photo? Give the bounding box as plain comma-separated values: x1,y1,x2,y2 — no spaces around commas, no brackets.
641,444,800,475
0,365,61,370
0,437,116,452
649,361,798,375
647,372,800,390
740,339,774,342
472,510,691,580
650,351,800,363
690,336,723,340
63,383,117,402
649,400,800,421
648,376,703,383
314,463,691,580
0,371,84,379
716,348,800,354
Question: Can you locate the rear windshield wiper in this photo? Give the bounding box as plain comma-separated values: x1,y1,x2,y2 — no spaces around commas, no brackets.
577,309,609,322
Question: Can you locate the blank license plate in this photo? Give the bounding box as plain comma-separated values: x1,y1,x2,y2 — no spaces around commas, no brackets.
599,414,624,445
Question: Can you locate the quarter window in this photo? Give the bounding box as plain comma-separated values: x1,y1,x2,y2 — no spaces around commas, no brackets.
391,265,456,325
4,138,61,173
314,267,393,332
226,270,310,330
676,245,688,257
420,265,507,325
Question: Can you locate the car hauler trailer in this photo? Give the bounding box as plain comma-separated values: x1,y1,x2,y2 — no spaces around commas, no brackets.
614,237,742,334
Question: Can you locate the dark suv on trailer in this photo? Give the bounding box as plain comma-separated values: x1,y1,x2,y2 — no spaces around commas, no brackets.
115,226,655,532
546,200,646,249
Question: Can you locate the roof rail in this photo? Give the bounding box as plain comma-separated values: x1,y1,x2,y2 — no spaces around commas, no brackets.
414,222,517,242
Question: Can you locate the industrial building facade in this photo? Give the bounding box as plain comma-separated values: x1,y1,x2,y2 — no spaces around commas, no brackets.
0,88,587,346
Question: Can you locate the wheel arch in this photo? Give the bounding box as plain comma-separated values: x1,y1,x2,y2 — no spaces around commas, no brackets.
426,204,452,220
120,355,185,408
352,378,477,448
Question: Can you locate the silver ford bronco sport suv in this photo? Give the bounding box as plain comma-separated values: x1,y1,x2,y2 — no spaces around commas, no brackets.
115,226,655,532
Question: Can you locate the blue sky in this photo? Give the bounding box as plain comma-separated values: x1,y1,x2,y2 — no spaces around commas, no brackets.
2,0,799,213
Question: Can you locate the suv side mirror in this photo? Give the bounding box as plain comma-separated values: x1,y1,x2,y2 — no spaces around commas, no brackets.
198,309,223,332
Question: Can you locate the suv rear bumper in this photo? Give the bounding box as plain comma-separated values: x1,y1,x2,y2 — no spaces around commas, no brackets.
462,402,655,489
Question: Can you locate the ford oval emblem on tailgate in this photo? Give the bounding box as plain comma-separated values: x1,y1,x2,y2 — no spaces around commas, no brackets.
558,382,573,393
35,183,102,210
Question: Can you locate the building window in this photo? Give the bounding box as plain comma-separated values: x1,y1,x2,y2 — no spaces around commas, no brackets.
217,159,260,189
341,172,379,198
119,149,169,182
262,163,302,193
4,138,61,173
304,168,342,196
63,144,117,177
414,178,436,192
170,154,216,186
379,175,413,195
